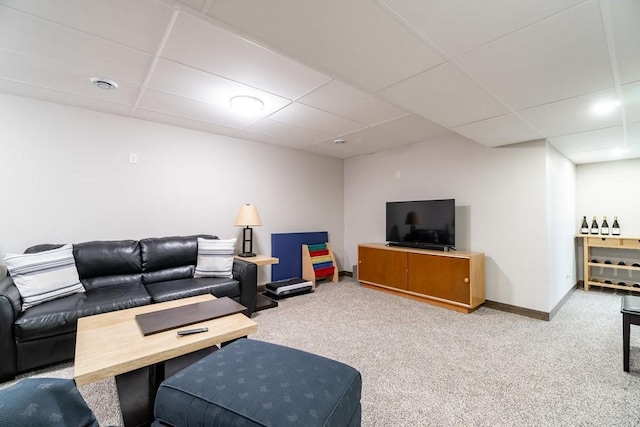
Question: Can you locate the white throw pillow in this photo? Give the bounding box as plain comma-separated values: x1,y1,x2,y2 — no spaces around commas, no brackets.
194,238,237,279
3,244,85,311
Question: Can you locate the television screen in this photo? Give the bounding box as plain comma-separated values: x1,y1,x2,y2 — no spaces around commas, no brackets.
386,199,455,249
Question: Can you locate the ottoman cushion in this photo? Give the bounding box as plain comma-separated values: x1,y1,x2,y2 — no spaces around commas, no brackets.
0,378,98,426
153,339,362,426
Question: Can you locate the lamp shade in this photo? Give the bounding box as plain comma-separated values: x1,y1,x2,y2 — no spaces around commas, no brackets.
404,211,422,225
234,204,262,227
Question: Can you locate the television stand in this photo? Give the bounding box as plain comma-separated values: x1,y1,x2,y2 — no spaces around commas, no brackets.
358,243,485,313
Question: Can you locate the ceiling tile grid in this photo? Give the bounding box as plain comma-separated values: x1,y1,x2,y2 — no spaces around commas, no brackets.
0,0,638,164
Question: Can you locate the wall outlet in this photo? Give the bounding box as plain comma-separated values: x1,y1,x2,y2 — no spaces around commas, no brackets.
395,171,401,179
129,153,138,164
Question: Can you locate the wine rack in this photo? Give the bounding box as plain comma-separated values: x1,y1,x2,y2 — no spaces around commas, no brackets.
580,236,640,292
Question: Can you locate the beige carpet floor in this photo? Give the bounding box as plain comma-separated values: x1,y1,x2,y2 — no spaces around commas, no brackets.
3,277,640,426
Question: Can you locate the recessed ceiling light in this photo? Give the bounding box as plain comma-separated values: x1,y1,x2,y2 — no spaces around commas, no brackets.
334,139,346,145
229,96,264,115
90,77,118,90
591,100,620,116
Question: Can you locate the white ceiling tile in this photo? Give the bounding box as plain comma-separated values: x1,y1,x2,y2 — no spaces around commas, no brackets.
458,1,613,110
0,6,153,85
136,88,256,129
303,141,357,159
332,126,408,152
627,121,640,146
234,129,311,149
208,0,445,91
608,0,640,84
622,81,640,124
146,59,290,115
174,0,208,12
0,0,174,54
0,50,141,105
132,109,239,137
268,102,364,136
379,0,585,57
453,114,543,147
244,118,329,146
379,62,508,127
549,126,624,155
298,80,406,125
0,78,134,117
233,129,288,146
162,12,330,99
519,89,622,137
563,145,640,164
374,114,452,144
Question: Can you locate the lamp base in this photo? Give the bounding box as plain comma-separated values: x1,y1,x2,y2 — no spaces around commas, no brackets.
238,252,257,258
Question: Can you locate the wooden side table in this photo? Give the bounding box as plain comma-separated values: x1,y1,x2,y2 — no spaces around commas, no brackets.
235,254,279,266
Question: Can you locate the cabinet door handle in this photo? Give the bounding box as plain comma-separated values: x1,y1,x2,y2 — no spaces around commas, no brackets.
464,278,469,283
359,260,362,264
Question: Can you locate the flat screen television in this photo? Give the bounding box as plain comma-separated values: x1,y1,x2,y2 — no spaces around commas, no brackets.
386,199,455,250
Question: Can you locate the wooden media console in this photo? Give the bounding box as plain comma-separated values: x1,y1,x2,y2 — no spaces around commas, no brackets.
357,243,485,313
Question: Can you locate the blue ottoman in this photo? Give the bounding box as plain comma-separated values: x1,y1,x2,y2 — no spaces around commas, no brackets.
153,339,362,426
0,378,98,426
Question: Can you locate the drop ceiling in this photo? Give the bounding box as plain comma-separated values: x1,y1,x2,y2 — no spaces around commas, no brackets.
0,0,638,164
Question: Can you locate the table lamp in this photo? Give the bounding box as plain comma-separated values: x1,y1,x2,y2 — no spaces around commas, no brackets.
234,204,262,257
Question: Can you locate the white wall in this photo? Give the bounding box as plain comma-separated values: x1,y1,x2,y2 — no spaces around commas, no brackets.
576,159,640,237
344,135,553,312
0,94,345,282
546,143,576,308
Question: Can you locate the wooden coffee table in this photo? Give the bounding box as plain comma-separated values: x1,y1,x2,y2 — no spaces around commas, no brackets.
73,294,258,426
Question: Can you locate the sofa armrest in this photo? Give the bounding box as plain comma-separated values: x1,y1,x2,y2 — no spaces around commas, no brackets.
232,259,257,316
0,275,21,381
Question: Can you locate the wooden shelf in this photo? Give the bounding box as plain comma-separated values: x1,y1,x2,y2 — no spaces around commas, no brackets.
580,235,640,293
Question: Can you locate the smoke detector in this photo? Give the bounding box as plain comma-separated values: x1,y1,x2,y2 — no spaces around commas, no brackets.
334,139,346,145
90,77,118,90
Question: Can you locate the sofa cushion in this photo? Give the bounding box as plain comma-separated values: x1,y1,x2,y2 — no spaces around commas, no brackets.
4,244,85,311
81,273,143,291
15,283,151,341
194,237,236,278
140,235,215,284
144,277,239,304
73,240,141,288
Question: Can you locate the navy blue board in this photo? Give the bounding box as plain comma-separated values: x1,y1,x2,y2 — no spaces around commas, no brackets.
271,232,329,281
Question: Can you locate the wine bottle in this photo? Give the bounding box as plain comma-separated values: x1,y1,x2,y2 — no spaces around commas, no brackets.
590,216,598,234
601,216,609,235
612,216,620,235
580,216,589,234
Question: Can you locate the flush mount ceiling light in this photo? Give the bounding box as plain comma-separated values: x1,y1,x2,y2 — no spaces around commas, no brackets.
90,77,118,90
229,95,264,115
591,99,620,116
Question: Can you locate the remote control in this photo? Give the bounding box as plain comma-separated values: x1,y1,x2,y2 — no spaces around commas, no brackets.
177,327,208,336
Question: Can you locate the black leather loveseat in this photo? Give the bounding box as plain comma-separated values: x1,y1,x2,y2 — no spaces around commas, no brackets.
0,234,257,382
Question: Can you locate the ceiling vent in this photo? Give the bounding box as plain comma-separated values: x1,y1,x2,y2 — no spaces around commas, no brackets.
90,77,118,90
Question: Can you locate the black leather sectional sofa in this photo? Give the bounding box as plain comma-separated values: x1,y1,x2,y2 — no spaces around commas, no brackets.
0,234,257,382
